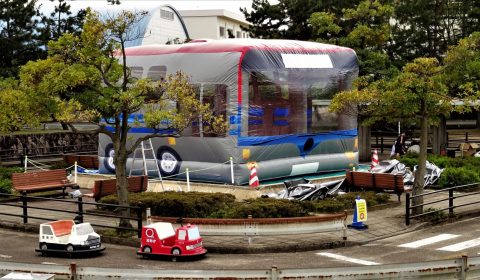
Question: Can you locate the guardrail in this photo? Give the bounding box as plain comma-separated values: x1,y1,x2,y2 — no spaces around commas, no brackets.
0,193,143,237
151,213,347,244
1,255,479,279
405,182,480,225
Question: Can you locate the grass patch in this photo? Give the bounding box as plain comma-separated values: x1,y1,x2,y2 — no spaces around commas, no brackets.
420,207,448,224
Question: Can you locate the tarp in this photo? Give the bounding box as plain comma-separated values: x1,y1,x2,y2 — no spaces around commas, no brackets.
262,178,345,201
98,39,359,185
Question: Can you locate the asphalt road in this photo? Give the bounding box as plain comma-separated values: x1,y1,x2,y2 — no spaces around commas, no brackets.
1,217,480,270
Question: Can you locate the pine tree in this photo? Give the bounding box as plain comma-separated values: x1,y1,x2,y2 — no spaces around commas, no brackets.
0,0,42,78
39,0,86,45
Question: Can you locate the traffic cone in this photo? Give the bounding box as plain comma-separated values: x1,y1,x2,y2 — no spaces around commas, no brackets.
370,149,379,171
249,164,259,188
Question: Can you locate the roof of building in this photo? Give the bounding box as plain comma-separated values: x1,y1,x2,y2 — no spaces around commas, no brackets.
37,1,189,47
179,9,250,25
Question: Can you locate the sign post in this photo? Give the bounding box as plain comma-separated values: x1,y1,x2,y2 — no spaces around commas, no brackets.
348,196,368,230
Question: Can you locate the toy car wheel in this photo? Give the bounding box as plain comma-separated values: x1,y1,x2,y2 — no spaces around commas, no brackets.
40,243,48,251
171,248,181,262
157,147,181,176
104,143,116,173
142,246,152,254
66,244,74,252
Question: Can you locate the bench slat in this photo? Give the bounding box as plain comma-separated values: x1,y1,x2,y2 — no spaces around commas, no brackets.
346,170,405,201
12,169,75,196
89,175,148,201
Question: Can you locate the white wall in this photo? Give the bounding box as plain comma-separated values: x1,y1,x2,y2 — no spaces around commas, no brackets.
217,17,249,39
180,10,251,40
143,7,188,44
182,17,219,39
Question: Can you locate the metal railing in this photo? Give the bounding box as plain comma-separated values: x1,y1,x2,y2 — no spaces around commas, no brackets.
0,143,97,163
0,192,143,237
446,131,480,149
1,255,479,279
372,130,480,155
405,182,480,225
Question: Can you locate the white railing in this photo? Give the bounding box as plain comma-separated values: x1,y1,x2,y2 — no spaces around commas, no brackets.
149,211,347,244
1,256,478,279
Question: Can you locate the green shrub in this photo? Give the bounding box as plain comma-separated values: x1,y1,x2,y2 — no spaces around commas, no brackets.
438,167,480,188
99,190,392,218
99,191,236,218
0,178,12,194
0,167,23,180
310,199,345,213
334,192,389,208
421,208,448,224
426,155,453,168
401,154,480,168
212,198,309,218
398,156,418,170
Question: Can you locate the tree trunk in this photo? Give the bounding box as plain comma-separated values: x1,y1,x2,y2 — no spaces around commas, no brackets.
412,102,428,216
114,139,133,231
60,121,69,131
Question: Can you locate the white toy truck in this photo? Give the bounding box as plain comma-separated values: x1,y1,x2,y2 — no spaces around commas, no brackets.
36,220,105,256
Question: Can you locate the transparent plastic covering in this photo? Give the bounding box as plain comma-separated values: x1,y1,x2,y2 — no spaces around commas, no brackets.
99,39,359,185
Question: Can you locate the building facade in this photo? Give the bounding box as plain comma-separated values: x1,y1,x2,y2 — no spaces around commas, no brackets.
180,9,250,40
38,1,190,46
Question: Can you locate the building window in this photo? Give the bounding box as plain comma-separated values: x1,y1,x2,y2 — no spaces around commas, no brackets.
227,29,234,38
160,9,174,21
236,31,241,38
219,26,225,38
243,32,246,38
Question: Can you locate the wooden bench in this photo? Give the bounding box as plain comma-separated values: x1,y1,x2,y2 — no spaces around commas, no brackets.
85,175,148,201
345,171,406,201
12,169,78,198
63,154,99,169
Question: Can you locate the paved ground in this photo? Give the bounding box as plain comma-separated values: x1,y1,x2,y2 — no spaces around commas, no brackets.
1,185,479,255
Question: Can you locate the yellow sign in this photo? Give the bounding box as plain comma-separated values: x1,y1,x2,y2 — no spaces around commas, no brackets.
168,137,176,145
242,148,250,160
356,199,367,222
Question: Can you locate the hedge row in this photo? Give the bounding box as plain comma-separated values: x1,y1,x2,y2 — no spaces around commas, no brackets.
399,155,480,188
99,191,392,218
400,154,480,170
100,191,236,218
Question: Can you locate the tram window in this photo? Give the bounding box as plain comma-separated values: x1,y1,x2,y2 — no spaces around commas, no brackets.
130,67,143,79
147,66,167,81
191,84,227,137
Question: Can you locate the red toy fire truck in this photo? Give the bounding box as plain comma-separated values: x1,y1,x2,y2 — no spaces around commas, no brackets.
137,222,207,261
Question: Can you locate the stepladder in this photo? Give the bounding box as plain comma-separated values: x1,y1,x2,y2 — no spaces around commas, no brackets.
129,139,164,191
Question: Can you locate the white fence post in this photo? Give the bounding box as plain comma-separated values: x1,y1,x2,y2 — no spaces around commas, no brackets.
146,208,152,225
230,157,234,185
186,168,190,192
74,161,78,183
24,155,28,172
